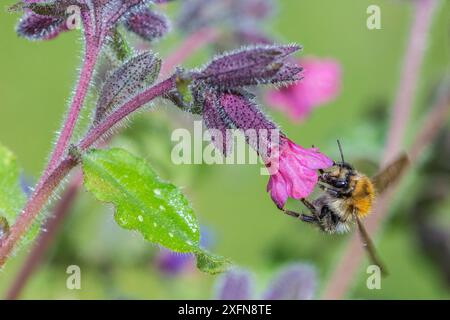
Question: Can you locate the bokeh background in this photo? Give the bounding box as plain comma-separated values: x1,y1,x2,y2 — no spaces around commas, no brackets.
0,0,449,299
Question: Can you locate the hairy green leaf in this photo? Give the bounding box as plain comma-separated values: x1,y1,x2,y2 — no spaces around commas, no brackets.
82,148,200,252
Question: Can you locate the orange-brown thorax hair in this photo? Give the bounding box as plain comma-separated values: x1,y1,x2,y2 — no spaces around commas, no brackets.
324,166,376,219
348,174,375,218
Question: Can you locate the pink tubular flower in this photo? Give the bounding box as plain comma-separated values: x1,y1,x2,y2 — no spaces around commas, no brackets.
266,137,333,209
187,45,332,209
266,57,341,121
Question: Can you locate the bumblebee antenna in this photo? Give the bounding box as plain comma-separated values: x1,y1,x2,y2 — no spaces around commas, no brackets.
337,139,345,165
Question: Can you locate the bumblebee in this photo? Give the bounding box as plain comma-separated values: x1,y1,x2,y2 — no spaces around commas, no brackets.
283,141,409,274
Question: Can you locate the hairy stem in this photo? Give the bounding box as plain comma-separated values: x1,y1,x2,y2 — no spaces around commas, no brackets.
46,42,100,175
0,158,77,267
0,77,175,268
79,76,176,150
322,0,439,299
5,173,82,300
5,32,210,295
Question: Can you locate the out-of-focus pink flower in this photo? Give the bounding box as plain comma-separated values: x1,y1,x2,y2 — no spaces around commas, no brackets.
266,137,333,209
266,57,341,121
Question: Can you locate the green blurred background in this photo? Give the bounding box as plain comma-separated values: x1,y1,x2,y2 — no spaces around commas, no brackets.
0,0,449,299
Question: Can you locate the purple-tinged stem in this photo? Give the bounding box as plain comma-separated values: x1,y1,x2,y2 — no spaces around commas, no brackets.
0,158,77,267
4,32,211,295
79,76,176,150
5,173,82,300
323,0,440,299
46,41,100,175
382,0,439,166
0,77,176,268
160,27,219,78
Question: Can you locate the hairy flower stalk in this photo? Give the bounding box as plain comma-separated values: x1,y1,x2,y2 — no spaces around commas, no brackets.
15,0,170,172
0,0,172,265
0,76,176,267
4,29,218,295
3,1,331,273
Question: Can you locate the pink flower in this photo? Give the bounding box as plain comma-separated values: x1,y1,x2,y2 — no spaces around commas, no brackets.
266,57,341,121
266,137,333,209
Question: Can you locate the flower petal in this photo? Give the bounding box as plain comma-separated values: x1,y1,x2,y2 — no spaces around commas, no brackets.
279,154,317,199
265,137,332,207
288,141,334,169
267,174,289,209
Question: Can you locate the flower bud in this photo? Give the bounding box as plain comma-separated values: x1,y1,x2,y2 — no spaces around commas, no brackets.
124,7,169,42
195,44,303,89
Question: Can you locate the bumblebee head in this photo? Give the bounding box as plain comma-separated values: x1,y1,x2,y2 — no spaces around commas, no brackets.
320,140,356,189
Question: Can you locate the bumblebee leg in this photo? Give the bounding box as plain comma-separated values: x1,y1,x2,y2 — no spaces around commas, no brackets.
283,209,318,224
301,199,319,215
300,214,318,224
318,184,346,198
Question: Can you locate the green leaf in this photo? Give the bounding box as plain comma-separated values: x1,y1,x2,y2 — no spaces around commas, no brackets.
82,148,200,252
0,143,26,227
110,28,133,62
175,76,194,105
195,250,231,275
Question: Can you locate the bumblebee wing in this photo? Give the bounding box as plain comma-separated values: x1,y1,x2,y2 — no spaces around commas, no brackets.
371,153,410,193
354,214,388,276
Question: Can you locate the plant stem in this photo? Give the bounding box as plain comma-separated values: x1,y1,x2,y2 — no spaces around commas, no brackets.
322,0,440,299
0,77,176,268
4,32,211,296
5,173,82,300
322,87,449,300
382,0,439,165
0,158,77,267
79,76,176,150
45,42,100,175
160,27,219,78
